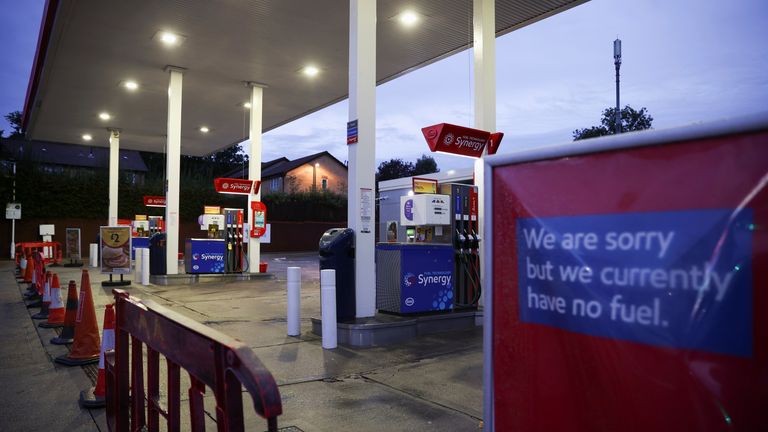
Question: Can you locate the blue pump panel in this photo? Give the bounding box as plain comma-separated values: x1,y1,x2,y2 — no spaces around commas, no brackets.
185,239,226,274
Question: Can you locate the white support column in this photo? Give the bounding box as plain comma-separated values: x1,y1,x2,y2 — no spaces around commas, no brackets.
108,129,120,226
348,0,377,318
473,0,496,278
474,2,496,431
165,66,184,275
247,82,266,273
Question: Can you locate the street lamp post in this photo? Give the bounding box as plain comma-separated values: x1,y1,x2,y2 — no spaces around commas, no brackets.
614,38,622,134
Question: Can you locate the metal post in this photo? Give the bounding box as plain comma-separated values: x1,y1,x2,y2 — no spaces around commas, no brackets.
348,0,377,318
287,266,301,336
247,82,266,274
108,130,120,225
614,38,622,134
10,161,16,259
165,66,184,275
321,269,337,349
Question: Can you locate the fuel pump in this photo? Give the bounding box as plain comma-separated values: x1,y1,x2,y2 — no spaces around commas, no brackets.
440,183,481,308
224,208,246,273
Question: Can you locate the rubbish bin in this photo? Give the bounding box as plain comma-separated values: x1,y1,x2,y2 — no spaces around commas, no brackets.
149,233,167,275
319,228,355,322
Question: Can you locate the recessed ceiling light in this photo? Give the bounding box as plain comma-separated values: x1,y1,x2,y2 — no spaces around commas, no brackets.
199,126,210,133
160,32,178,44
99,112,111,121
243,102,252,109
398,10,421,26
302,65,320,77
123,80,139,91
82,134,93,141
153,31,186,46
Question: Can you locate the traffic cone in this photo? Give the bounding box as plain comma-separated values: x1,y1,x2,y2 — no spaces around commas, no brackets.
31,272,52,320
39,274,65,328
23,260,38,298
23,254,34,284
17,255,27,280
55,270,100,366
79,304,114,408
51,280,78,345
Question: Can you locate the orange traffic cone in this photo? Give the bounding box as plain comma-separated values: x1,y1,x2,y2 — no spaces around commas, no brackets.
55,270,100,366
39,274,65,328
23,254,34,284
17,254,28,280
32,272,52,320
51,280,78,345
79,304,114,408
23,259,38,298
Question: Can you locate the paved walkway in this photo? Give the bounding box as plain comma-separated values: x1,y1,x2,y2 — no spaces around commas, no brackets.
0,253,483,431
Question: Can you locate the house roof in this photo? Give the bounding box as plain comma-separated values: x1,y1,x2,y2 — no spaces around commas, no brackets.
22,0,588,156
0,138,148,172
221,151,347,179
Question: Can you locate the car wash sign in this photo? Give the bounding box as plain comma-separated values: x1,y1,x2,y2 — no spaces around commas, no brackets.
421,123,503,158
490,126,768,431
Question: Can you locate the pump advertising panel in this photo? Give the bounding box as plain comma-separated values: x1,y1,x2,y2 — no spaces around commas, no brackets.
491,130,768,430
65,228,81,261
100,226,132,275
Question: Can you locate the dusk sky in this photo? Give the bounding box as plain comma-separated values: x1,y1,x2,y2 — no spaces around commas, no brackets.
2,0,767,172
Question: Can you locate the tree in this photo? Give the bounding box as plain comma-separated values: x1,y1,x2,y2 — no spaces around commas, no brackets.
413,154,439,176
4,111,23,138
573,105,653,141
376,158,414,182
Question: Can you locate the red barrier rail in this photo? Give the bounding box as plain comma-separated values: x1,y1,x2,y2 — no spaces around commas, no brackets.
105,289,282,432
15,241,62,265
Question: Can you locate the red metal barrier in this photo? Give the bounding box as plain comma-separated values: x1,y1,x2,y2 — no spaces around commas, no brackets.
105,289,282,432
15,241,62,265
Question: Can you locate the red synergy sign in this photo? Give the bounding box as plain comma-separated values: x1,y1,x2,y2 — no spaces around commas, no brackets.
421,123,503,158
143,196,166,207
213,178,260,195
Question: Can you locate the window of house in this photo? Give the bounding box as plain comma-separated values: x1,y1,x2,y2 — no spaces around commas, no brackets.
271,177,280,192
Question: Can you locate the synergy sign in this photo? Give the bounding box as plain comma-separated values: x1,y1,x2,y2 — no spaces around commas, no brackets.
213,178,261,195
421,123,504,158
143,196,166,207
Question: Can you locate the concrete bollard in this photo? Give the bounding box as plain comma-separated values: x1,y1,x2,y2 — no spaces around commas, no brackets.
134,248,143,283
320,269,337,349
141,248,150,286
287,267,301,336
89,243,99,268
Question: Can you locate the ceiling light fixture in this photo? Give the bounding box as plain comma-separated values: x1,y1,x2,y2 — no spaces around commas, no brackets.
199,126,210,133
123,80,139,91
160,32,178,45
398,10,421,26
82,134,93,141
243,102,252,109
302,65,320,77
99,112,111,121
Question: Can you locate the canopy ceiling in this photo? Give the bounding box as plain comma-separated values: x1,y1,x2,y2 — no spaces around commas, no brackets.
24,0,587,156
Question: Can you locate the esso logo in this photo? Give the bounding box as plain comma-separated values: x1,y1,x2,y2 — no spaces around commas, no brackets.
192,253,200,260
222,183,230,190
405,297,415,307
443,133,454,145
427,129,438,139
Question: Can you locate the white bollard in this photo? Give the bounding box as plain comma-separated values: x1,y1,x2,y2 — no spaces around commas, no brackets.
141,248,150,286
89,243,99,267
134,248,143,283
320,269,337,349
287,267,301,336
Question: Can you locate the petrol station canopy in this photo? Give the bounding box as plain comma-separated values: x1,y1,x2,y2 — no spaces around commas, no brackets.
23,0,587,156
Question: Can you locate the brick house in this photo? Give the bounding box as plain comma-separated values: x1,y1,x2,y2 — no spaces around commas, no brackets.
0,138,148,184
224,151,348,194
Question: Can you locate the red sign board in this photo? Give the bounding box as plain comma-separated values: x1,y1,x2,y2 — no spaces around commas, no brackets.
143,196,166,207
421,123,504,158
491,130,768,430
213,178,254,195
